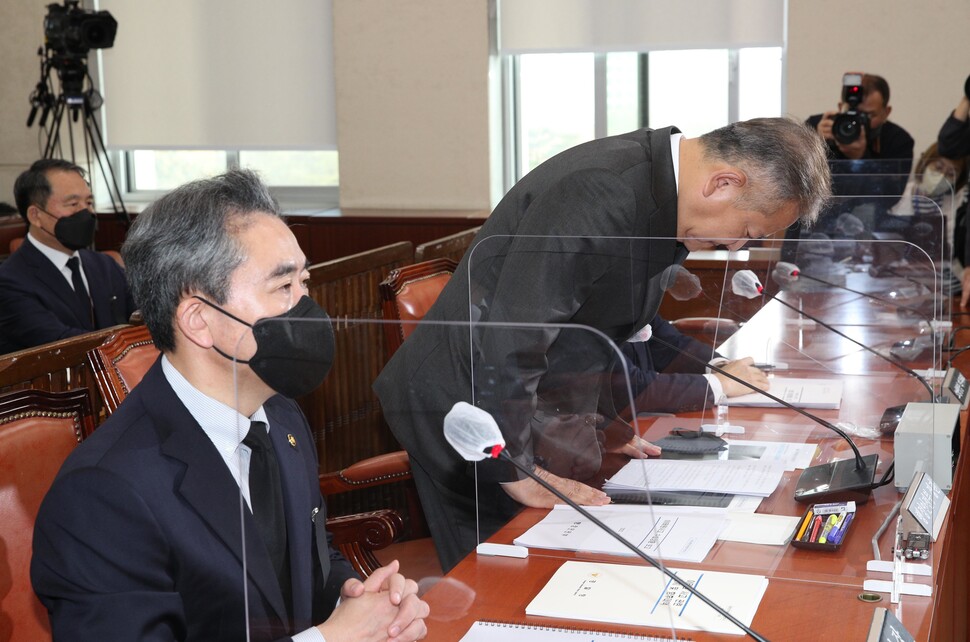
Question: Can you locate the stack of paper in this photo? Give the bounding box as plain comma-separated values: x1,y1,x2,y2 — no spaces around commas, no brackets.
513,504,727,563
725,377,843,409
526,560,768,634
604,459,786,498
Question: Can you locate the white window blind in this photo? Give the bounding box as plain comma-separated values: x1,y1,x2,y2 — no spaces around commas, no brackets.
498,0,784,53
98,0,336,150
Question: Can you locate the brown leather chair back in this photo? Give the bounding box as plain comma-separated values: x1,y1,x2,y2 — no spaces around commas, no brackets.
86,325,159,415
0,388,94,642
379,258,457,358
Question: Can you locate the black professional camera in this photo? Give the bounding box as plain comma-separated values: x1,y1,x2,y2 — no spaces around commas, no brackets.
44,0,117,56
831,72,868,145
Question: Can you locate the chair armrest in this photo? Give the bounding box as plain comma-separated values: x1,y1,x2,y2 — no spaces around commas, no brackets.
326,508,406,577
319,450,412,496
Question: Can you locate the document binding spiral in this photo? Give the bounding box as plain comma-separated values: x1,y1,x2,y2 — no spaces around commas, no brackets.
464,619,687,640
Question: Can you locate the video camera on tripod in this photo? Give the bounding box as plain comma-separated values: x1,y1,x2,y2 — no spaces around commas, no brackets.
28,0,117,126
26,0,127,217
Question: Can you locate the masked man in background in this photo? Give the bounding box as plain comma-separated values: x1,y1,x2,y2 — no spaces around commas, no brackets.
0,159,135,353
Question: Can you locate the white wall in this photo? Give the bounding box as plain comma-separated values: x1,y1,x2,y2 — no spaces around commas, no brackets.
332,0,492,210
787,0,970,167
0,1,51,205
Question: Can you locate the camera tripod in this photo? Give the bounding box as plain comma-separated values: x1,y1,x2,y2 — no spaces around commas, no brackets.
27,48,128,221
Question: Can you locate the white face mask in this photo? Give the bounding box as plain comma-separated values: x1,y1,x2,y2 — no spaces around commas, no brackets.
919,168,950,197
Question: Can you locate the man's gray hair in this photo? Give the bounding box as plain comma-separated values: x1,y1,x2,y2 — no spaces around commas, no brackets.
699,117,831,226
121,169,282,352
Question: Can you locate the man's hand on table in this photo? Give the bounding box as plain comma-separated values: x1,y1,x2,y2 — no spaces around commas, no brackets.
501,465,611,508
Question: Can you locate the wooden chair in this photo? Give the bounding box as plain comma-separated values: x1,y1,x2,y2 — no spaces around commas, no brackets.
303,241,441,579
414,226,481,263
302,241,413,475
0,388,95,642
321,450,441,581
379,257,458,359
86,324,159,415
0,325,128,423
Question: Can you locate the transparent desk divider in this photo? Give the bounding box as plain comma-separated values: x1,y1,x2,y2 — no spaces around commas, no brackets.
445,228,944,637
219,222,949,638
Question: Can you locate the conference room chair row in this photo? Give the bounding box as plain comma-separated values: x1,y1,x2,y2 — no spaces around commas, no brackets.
0,226,478,641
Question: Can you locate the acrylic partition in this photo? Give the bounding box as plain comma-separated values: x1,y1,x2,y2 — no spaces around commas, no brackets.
217,232,952,639
826,166,961,300
451,227,948,640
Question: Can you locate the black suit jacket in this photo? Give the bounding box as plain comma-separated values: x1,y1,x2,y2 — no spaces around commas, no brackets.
614,315,721,414
0,238,136,353
31,359,355,641
374,127,687,571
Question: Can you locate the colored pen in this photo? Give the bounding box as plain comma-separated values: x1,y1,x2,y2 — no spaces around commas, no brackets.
830,513,855,545
818,514,840,544
795,509,815,542
827,511,848,541
795,510,814,541
809,515,824,542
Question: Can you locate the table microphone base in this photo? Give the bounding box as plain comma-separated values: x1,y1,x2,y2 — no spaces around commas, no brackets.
793,454,879,504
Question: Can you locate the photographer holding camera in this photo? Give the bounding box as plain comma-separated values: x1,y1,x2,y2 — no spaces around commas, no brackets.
806,73,914,162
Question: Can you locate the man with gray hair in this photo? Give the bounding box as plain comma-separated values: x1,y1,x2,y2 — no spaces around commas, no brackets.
32,170,429,641
376,117,831,572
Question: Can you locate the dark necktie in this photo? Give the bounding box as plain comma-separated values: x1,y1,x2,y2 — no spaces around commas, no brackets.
66,256,93,327
244,421,291,610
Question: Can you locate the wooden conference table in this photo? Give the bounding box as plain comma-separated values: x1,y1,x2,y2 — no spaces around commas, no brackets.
420,288,968,641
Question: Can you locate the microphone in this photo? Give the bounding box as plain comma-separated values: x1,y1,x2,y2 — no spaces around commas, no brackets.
648,330,881,505
772,262,931,324
659,264,702,301
443,401,770,642
740,268,935,402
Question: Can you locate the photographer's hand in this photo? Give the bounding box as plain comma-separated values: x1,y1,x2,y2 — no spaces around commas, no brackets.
816,110,838,142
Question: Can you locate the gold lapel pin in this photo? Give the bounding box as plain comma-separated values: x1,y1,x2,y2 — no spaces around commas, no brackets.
287,433,297,448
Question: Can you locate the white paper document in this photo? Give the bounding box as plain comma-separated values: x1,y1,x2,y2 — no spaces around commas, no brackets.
604,459,786,497
725,377,843,409
513,505,726,563
719,512,801,545
723,439,817,471
526,560,768,634
461,620,672,641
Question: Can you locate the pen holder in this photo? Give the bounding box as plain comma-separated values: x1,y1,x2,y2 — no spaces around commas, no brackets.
790,501,857,551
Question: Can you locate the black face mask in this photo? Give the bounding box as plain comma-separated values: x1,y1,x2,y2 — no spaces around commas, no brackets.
195,295,335,398
38,207,97,251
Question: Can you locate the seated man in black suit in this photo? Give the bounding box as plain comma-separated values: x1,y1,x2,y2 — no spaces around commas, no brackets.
0,159,135,353
614,314,769,415
31,170,429,641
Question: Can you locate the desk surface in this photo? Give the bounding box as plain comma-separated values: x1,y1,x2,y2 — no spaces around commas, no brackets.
420,292,967,641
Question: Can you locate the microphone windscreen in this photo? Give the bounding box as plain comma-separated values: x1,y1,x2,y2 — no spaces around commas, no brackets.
443,401,506,462
731,270,763,299
772,262,800,287
660,264,702,301
835,212,866,236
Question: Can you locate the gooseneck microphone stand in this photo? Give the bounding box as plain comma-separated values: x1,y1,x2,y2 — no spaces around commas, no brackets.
490,447,771,642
